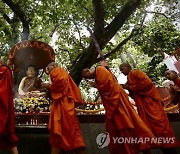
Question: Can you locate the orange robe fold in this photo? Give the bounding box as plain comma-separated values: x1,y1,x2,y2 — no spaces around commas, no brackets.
0,65,18,149
49,68,85,151
95,66,156,154
127,70,179,148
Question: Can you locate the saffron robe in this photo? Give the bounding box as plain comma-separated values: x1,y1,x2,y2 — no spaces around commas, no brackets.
49,68,85,151
127,70,179,148
0,65,18,149
95,66,156,154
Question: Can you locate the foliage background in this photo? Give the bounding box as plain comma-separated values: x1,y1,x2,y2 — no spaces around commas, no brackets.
0,0,179,100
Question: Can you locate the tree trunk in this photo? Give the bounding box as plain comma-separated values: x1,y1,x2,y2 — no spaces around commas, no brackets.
70,0,141,85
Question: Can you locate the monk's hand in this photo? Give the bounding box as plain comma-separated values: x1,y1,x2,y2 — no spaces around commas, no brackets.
41,82,50,89
121,84,125,88
88,81,97,88
171,85,180,92
100,60,108,67
121,83,130,90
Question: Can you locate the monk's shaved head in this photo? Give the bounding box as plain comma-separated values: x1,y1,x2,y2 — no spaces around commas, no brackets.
119,62,132,76
82,68,95,79
0,59,5,66
164,70,178,81
164,70,177,75
82,69,89,76
47,62,57,68
46,62,57,74
120,62,131,68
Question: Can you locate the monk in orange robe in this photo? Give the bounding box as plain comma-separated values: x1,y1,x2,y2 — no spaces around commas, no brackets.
82,66,157,154
43,62,85,154
120,62,179,154
0,61,18,154
165,70,180,112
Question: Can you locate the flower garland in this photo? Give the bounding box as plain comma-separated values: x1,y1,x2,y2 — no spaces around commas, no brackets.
76,108,105,114
14,96,50,113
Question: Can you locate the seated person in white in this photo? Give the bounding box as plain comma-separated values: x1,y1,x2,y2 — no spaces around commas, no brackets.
18,65,44,97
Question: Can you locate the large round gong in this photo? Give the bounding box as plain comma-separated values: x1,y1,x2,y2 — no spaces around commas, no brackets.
9,40,55,70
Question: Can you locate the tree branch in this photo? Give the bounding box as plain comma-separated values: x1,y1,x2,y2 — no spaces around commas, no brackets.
96,12,147,62
77,1,94,18
70,0,142,85
72,52,83,65
103,0,141,45
49,24,59,37
71,19,85,50
77,0,105,33
145,11,169,19
0,10,12,24
92,0,105,33
0,20,12,37
103,29,136,59
57,47,74,65
2,0,30,40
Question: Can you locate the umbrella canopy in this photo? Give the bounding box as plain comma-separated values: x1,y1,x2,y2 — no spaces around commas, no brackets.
9,40,55,71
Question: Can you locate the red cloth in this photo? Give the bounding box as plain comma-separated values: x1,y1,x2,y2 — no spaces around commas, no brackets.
95,66,156,154
127,70,179,148
0,65,18,149
49,68,85,151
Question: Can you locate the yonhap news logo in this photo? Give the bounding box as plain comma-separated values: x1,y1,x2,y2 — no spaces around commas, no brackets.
96,132,176,149
96,132,110,148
